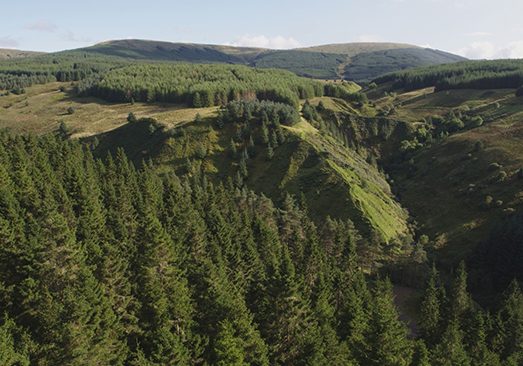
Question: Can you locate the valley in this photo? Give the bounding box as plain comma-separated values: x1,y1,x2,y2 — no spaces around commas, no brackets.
0,37,522,365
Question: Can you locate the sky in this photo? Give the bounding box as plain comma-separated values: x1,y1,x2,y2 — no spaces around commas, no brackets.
2,0,523,59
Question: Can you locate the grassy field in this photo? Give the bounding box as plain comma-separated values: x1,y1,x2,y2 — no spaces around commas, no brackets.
0,82,218,137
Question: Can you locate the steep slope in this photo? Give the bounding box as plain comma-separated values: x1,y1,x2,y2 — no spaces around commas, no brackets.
89,113,410,244
344,47,466,81
366,67,523,272
297,42,466,81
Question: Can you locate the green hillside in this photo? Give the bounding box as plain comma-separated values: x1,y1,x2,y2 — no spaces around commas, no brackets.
1,55,523,364
0,40,466,97
85,39,264,62
0,48,44,60
345,47,466,81
87,100,410,247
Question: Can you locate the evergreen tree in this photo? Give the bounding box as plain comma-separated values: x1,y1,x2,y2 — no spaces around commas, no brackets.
432,320,471,366
449,261,471,321
0,315,30,366
419,264,443,344
366,278,412,366
214,320,247,366
497,280,523,363
410,340,430,366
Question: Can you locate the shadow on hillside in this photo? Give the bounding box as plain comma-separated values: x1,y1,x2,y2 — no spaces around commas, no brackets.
82,119,169,165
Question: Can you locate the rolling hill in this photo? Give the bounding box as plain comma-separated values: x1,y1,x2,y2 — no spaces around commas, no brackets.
0,48,44,60
77,39,465,81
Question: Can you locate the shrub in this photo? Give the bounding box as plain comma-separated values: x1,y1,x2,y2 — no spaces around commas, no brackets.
127,112,137,123
67,106,75,115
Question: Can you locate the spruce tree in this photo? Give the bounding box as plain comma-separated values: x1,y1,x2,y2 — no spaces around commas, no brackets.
419,264,443,344
366,277,412,366
431,320,471,366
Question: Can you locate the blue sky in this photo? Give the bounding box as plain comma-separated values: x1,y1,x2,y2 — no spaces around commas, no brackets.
2,0,523,59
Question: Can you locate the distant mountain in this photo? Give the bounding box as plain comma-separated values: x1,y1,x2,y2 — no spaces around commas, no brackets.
1,39,466,81
78,39,465,81
297,42,418,56
0,48,45,60
84,39,265,63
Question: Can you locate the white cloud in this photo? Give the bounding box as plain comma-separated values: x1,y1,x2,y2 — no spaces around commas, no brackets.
457,41,496,59
25,21,57,33
497,42,523,59
457,41,523,59
228,35,301,49
0,36,19,48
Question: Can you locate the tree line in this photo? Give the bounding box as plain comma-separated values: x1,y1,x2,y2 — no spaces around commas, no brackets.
0,52,125,92
374,60,523,92
75,63,325,107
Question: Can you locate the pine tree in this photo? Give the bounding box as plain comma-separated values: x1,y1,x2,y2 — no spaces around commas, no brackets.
497,280,523,363
214,320,247,366
366,277,412,366
134,207,194,365
464,311,501,366
0,315,30,366
419,264,443,344
410,340,430,366
449,261,471,321
431,320,471,366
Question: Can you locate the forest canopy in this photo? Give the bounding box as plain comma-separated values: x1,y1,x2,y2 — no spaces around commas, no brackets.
75,63,325,107
375,59,523,91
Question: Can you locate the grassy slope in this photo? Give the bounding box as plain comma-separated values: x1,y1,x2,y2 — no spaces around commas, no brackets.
345,48,466,81
0,82,217,137
291,121,408,241
0,81,408,242
297,42,419,56
77,39,464,81
0,48,44,60
378,87,523,265
85,39,264,63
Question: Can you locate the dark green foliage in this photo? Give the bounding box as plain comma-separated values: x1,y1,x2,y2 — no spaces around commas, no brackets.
366,278,412,366
0,130,517,365
324,83,368,104
221,100,300,126
250,49,344,79
376,59,523,91
516,85,523,97
419,265,445,344
431,321,471,366
127,112,137,123
75,63,324,107
0,316,30,366
0,52,126,90
345,48,465,81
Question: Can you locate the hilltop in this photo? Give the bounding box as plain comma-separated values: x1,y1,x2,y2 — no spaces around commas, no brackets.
0,48,44,60
0,39,460,81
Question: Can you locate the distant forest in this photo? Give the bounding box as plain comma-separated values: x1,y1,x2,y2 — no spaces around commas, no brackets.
375,60,523,91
